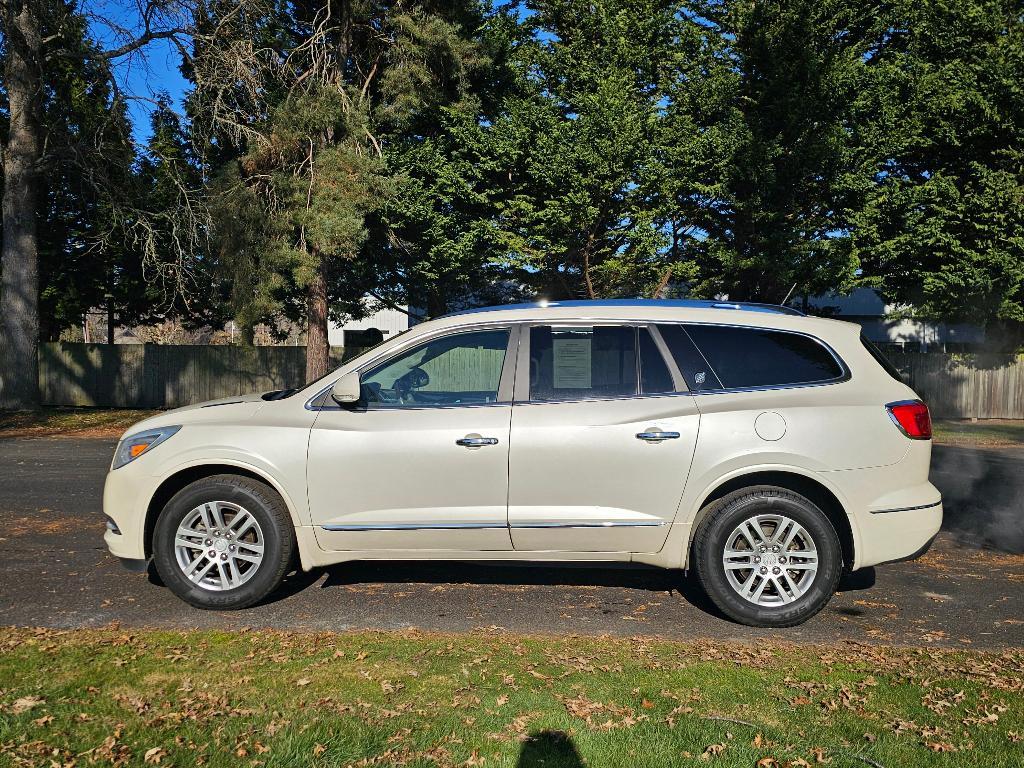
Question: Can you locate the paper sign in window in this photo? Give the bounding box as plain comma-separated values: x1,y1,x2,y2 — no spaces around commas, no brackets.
553,336,592,389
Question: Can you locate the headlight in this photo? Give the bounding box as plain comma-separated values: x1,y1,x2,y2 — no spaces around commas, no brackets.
112,426,181,470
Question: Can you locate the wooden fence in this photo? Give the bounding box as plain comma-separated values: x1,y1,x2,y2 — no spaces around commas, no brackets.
38,343,365,409
29,342,1024,418
887,352,1024,419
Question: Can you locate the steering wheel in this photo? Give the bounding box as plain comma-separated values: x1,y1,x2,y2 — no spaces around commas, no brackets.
393,367,429,403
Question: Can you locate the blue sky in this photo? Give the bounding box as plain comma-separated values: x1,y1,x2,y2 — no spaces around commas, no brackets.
87,2,190,142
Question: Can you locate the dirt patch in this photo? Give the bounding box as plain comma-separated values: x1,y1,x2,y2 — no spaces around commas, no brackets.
2,513,94,538
917,544,1024,579
0,408,157,439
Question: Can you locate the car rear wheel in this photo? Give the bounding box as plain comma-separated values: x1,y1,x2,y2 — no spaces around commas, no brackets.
153,474,295,610
693,486,843,627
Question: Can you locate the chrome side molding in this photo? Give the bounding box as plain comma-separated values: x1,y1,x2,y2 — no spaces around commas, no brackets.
320,522,508,531
319,520,666,532
510,520,665,529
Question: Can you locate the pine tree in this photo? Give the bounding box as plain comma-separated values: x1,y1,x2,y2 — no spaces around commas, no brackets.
678,0,874,304
1,0,192,406
851,0,1024,335
484,0,693,300
191,0,494,379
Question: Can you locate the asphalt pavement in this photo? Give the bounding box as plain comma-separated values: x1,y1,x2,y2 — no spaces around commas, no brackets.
0,437,1021,648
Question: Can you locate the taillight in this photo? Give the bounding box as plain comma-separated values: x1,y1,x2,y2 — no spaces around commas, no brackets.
885,400,932,440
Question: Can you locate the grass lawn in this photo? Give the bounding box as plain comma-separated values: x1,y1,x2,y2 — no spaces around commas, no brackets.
0,628,1020,767
0,408,157,438
931,419,1024,448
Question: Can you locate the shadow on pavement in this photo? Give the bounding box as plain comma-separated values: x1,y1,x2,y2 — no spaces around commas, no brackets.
262,557,877,615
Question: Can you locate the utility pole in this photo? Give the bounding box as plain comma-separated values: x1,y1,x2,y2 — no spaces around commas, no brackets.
105,292,115,344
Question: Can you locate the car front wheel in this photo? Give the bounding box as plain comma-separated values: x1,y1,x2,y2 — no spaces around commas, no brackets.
693,486,843,627
153,474,295,609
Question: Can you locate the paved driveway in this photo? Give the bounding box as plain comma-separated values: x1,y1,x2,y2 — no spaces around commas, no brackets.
0,437,1021,648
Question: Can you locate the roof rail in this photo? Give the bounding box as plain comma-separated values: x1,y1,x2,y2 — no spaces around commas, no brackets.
441,298,804,318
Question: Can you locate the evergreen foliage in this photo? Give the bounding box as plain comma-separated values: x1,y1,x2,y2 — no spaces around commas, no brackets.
2,0,1023,373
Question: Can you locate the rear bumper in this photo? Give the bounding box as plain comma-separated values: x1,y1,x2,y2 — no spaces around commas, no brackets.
854,498,943,568
877,532,937,565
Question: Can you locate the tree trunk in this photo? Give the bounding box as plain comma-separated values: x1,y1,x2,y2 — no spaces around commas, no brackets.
425,289,447,319
0,0,43,409
305,260,330,383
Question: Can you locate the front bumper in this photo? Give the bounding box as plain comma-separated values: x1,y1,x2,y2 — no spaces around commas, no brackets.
103,462,153,562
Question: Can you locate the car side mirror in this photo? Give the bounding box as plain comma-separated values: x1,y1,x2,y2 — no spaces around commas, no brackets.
330,371,362,404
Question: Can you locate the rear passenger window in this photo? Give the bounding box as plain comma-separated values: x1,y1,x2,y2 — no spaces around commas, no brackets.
656,324,724,391
529,326,637,401
683,325,844,389
639,328,674,394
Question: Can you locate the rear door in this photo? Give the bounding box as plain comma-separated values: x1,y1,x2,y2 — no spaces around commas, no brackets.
507,323,700,553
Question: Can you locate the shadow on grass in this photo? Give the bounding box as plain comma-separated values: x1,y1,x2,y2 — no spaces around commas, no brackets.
516,731,584,768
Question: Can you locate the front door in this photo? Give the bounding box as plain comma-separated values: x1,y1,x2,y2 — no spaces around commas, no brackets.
507,323,700,552
308,326,517,552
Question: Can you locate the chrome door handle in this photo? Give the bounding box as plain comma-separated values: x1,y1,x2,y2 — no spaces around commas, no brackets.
456,437,499,447
636,431,681,442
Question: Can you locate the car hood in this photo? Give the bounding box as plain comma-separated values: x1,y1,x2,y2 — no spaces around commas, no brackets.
115,392,269,440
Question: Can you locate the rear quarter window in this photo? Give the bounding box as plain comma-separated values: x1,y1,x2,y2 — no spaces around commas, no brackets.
681,324,845,390
860,334,905,382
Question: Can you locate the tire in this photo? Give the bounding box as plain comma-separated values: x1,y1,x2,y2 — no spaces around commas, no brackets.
692,485,842,628
153,474,295,610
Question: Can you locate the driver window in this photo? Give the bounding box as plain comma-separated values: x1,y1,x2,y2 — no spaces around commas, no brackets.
360,328,510,407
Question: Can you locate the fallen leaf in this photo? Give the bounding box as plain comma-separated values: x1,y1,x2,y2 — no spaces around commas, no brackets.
144,747,167,764
811,746,831,763
11,695,44,714
701,743,727,760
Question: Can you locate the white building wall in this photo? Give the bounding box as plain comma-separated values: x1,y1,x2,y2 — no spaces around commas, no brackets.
327,302,414,346
807,288,984,350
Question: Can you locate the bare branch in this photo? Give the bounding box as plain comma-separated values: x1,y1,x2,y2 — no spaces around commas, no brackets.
94,27,187,60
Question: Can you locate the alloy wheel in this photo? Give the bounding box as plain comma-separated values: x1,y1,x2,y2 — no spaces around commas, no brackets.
173,501,265,591
722,513,819,606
